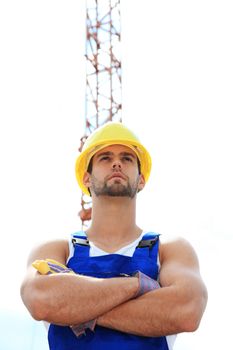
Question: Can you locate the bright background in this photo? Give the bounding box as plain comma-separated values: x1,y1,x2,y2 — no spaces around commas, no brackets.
0,1,232,349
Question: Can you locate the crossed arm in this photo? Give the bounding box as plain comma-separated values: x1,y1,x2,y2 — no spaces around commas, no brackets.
97,239,208,336
20,238,208,337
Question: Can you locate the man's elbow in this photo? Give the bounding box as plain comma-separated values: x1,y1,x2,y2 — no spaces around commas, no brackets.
20,280,49,321
181,312,202,333
181,288,208,333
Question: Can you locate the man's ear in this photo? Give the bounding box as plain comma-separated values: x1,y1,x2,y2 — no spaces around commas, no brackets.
137,174,146,192
83,172,91,188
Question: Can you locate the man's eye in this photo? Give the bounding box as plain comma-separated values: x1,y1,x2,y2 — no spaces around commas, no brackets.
123,156,133,162
100,156,110,161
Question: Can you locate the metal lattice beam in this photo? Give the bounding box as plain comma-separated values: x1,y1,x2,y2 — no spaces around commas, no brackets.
85,0,122,135
79,0,122,225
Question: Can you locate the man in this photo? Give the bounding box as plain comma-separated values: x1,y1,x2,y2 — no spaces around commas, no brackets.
21,122,208,350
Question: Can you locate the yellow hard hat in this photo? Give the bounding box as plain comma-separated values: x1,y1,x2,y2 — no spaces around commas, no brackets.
75,122,152,196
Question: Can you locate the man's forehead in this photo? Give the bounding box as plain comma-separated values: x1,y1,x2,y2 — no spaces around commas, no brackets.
94,144,137,157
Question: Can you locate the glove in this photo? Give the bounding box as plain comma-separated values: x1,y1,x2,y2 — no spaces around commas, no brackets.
70,319,97,337
32,258,74,275
32,258,96,337
134,271,160,297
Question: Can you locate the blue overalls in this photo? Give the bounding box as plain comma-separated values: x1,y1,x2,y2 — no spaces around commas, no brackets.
48,232,169,350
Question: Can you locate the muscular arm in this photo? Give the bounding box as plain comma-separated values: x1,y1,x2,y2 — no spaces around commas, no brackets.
20,240,138,325
97,238,208,337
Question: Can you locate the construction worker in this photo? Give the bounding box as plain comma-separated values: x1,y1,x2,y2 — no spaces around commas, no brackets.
20,122,208,350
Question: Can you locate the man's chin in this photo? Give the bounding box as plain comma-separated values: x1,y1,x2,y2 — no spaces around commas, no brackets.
105,191,129,197
91,181,137,198
97,185,135,198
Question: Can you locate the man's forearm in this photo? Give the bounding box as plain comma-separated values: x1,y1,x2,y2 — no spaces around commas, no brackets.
97,289,165,337
97,283,206,337
21,272,139,325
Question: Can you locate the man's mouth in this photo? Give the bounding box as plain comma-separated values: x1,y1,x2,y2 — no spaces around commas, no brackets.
108,173,126,181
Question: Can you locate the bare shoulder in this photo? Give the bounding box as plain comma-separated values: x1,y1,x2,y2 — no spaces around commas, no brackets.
159,235,208,314
158,235,208,300
26,239,70,267
159,235,200,271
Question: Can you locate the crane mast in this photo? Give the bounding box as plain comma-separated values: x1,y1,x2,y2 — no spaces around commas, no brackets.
79,0,122,225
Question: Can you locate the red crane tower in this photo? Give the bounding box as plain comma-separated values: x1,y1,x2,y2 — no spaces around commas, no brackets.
79,0,122,226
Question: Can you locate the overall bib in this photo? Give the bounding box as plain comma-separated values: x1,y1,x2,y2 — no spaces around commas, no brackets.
48,232,169,350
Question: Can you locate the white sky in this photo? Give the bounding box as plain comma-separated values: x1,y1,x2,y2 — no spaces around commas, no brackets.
0,1,233,349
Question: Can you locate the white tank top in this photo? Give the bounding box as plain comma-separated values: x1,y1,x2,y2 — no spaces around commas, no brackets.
67,231,145,261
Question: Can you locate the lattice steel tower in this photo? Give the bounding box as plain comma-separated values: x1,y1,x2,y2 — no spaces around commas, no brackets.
79,0,122,225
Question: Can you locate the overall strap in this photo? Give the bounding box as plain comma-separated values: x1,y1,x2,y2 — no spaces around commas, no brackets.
133,232,160,259
71,231,90,258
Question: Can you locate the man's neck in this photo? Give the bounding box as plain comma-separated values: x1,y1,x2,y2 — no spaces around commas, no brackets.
86,196,142,251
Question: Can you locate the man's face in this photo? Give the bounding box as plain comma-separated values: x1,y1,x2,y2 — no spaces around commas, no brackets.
84,144,145,198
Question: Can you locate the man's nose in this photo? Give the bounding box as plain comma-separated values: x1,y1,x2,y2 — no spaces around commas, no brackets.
112,159,122,170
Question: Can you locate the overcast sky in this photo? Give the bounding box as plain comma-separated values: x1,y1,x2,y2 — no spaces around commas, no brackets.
0,1,232,349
